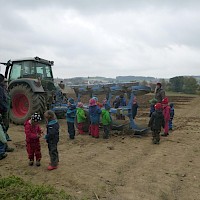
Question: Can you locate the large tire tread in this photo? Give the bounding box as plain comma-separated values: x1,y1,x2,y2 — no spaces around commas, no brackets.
10,84,46,125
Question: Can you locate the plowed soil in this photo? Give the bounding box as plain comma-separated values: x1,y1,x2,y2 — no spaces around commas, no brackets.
0,93,200,200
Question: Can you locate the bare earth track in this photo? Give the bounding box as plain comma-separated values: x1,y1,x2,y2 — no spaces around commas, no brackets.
0,94,200,200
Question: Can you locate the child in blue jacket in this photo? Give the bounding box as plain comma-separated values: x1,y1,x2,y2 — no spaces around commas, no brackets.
44,110,59,170
66,98,76,139
169,103,174,130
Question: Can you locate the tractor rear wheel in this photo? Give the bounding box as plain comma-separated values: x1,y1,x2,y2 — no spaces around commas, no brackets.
9,84,46,125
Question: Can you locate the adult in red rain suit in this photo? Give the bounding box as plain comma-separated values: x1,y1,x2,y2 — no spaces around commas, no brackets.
24,113,42,166
161,97,170,136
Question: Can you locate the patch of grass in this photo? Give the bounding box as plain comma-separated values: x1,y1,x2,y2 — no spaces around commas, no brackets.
0,176,72,200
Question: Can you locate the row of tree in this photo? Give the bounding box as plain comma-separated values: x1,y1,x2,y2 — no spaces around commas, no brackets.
159,76,199,94
140,76,199,94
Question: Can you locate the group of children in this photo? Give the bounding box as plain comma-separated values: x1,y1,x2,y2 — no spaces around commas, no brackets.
66,97,112,140
25,93,173,170
2,91,175,168
23,97,112,170
148,97,174,144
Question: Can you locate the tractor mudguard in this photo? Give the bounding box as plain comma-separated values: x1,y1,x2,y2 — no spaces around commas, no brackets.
8,78,45,93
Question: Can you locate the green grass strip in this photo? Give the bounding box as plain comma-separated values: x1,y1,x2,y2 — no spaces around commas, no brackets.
0,176,72,200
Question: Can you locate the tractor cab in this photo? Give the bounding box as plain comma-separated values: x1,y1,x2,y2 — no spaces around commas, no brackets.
4,57,57,92
5,56,54,82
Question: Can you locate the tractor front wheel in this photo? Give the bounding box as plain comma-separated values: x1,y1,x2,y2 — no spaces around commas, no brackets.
9,85,46,125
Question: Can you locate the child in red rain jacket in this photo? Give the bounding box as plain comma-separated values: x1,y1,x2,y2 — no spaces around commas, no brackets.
24,113,42,166
161,97,170,136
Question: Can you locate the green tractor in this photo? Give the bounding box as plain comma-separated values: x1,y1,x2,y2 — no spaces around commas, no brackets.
1,57,57,124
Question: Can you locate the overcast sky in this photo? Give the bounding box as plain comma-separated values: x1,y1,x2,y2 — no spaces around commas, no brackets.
0,0,200,79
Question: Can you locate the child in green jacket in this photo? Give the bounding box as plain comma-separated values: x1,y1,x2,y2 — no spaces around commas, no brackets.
76,102,86,134
102,104,112,139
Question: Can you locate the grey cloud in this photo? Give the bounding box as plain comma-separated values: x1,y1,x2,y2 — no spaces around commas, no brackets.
1,0,200,12
1,0,200,78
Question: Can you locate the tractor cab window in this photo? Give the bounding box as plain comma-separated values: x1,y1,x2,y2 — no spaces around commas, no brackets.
36,63,45,78
36,62,53,79
9,62,22,81
45,66,52,78
23,61,35,78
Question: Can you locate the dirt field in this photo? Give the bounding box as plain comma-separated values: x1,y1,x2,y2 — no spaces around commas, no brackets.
0,94,200,200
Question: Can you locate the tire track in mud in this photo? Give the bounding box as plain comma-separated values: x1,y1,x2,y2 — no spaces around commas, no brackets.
111,96,200,200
